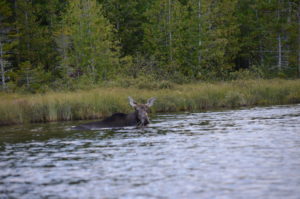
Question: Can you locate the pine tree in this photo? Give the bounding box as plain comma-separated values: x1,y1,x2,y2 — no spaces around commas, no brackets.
0,0,17,90
100,0,149,56
190,0,240,79
183,0,208,78
236,0,299,77
60,0,120,82
10,0,61,89
143,0,189,79
14,0,40,66
33,0,64,72
298,1,300,77
14,61,50,92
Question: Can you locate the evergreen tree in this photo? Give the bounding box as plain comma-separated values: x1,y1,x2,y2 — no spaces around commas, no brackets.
33,0,64,72
14,61,50,92
11,0,62,89
99,0,149,56
0,0,17,90
298,1,300,77
143,0,189,79
60,0,120,82
1,0,300,91
14,0,41,66
236,0,300,77
201,0,240,79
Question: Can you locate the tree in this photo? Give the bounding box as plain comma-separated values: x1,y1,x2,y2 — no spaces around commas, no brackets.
0,0,17,90
298,1,300,77
99,0,149,56
143,0,189,79
197,0,240,79
14,61,50,92
60,0,120,82
235,0,300,77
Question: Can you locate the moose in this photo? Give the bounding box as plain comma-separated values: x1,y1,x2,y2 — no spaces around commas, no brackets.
74,97,156,130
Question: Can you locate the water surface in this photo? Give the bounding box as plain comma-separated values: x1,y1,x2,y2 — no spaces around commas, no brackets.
1,104,300,199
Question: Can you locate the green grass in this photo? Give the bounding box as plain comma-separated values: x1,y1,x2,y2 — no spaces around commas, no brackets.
1,79,300,125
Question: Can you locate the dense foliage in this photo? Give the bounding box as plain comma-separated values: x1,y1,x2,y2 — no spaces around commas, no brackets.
0,0,299,92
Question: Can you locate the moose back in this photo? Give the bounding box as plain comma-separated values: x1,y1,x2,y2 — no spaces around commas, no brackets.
73,97,156,130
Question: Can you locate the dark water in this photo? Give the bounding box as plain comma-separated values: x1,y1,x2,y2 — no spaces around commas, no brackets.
1,104,300,199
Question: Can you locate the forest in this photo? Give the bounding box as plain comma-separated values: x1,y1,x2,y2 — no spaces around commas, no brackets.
0,0,300,92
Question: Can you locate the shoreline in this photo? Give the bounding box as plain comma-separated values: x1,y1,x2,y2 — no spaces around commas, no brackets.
1,79,300,126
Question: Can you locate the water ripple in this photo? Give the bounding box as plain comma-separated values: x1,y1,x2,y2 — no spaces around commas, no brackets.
0,104,300,199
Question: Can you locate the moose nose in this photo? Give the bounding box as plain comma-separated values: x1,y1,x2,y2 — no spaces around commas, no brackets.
143,117,150,125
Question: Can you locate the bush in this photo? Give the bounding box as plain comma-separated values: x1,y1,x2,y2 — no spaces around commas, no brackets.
229,67,263,80
105,75,176,90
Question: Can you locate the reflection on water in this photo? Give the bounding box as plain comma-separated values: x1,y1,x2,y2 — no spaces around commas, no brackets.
0,104,300,199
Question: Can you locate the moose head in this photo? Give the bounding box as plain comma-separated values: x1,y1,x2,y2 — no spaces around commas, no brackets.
128,96,156,127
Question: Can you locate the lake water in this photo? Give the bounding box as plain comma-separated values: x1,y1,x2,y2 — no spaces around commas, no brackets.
0,104,300,199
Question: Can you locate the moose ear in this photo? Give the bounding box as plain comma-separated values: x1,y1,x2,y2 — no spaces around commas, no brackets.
146,97,156,107
128,96,137,107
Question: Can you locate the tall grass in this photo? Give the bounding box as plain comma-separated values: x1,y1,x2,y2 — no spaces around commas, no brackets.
1,79,300,125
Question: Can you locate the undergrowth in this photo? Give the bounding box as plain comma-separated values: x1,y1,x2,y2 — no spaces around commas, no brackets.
1,79,300,125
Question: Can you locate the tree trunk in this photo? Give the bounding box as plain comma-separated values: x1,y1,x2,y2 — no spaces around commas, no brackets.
277,1,282,70
116,3,120,30
298,3,300,77
286,0,292,68
256,10,264,66
198,0,202,67
278,34,282,70
0,42,6,90
168,0,173,62
14,0,21,66
26,70,30,88
25,10,31,61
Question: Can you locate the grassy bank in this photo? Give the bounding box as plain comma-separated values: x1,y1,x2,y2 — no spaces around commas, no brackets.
1,79,300,125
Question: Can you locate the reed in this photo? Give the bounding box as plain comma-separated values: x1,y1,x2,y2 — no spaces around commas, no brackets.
1,79,300,125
